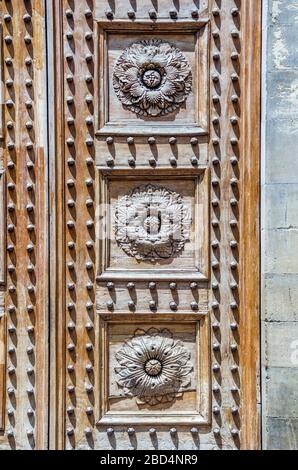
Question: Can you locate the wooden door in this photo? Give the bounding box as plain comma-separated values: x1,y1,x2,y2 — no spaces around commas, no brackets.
0,0,261,450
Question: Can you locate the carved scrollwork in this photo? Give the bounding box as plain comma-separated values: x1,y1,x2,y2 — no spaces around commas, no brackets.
115,328,193,406
114,184,192,261
113,39,192,117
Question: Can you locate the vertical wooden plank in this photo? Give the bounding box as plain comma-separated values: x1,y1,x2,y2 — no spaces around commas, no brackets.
0,312,6,432
240,0,261,451
0,171,5,286
48,0,66,451
0,0,48,450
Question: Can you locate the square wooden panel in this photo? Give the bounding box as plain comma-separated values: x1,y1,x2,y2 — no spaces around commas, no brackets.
97,168,210,281
97,315,210,426
0,172,5,286
96,21,209,136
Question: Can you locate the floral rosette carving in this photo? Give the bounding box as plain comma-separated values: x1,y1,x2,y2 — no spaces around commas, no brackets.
114,184,192,261
115,328,193,406
113,39,192,117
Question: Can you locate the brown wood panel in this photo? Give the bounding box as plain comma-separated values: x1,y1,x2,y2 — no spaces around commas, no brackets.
0,313,6,432
48,0,261,450
240,0,261,450
0,0,48,450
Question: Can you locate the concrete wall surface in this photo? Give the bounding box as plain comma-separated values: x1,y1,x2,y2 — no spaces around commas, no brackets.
262,0,298,450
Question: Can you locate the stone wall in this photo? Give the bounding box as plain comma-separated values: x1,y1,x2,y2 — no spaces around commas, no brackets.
262,0,298,450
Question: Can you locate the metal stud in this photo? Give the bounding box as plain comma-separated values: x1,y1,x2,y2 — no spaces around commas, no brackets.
66,427,74,436
169,10,178,19
148,136,156,145
231,8,240,17
127,10,135,19
149,300,157,310
105,10,114,20
149,9,157,19
67,406,74,415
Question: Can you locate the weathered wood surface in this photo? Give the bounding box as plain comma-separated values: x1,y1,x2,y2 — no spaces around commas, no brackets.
49,0,261,450
0,0,261,450
0,0,48,450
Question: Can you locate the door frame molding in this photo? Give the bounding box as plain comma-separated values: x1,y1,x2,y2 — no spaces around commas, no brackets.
239,0,262,450
47,0,262,450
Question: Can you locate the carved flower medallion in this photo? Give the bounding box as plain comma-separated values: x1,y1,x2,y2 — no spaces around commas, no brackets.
114,184,192,261
113,39,192,117
115,328,193,406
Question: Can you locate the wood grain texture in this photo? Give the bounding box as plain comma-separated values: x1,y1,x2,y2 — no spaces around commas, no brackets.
48,0,261,450
0,312,6,432
0,171,5,286
239,0,261,451
0,0,48,450
98,316,210,426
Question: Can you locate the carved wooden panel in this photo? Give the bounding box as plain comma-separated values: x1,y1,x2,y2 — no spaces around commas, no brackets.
49,0,261,451
97,21,209,136
98,315,210,426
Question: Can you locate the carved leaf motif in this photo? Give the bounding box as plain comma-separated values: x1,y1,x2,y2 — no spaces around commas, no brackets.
114,184,192,261
113,39,192,117
115,328,193,406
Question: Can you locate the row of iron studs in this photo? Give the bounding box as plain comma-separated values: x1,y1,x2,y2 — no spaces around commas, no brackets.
210,0,241,447
104,8,202,21
5,0,36,447
65,0,96,445
104,136,200,168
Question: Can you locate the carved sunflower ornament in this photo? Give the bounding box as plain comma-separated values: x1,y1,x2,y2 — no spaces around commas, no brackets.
113,39,192,117
115,328,193,406
114,184,192,261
